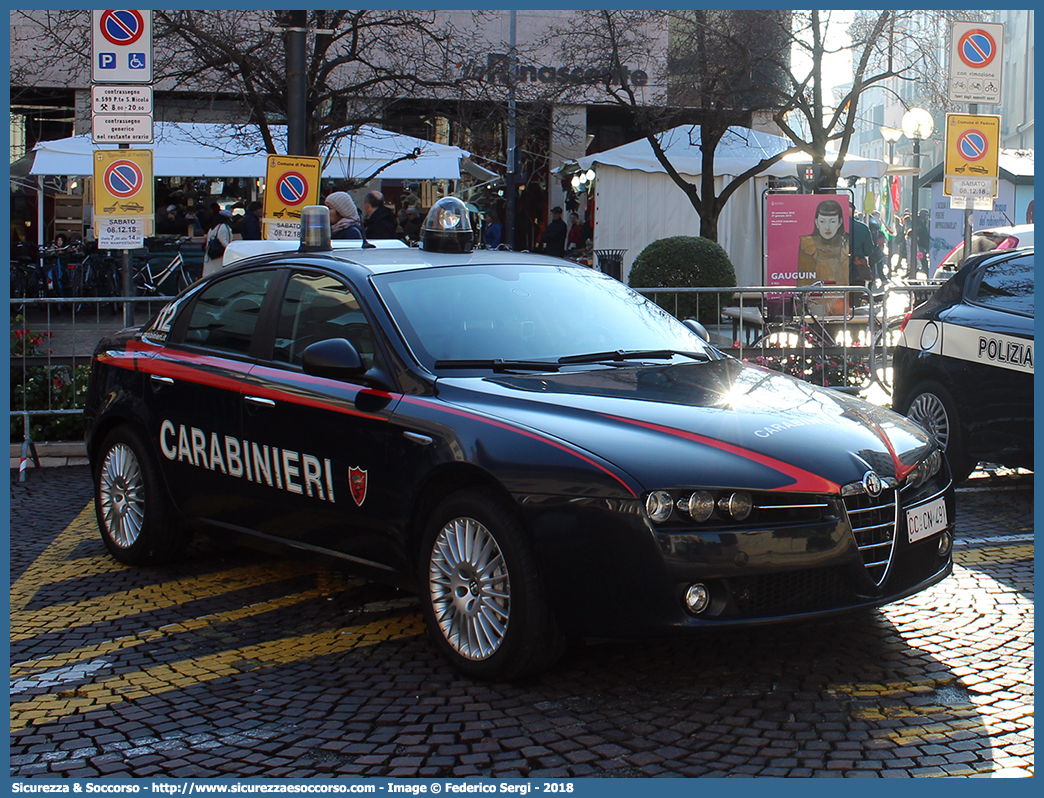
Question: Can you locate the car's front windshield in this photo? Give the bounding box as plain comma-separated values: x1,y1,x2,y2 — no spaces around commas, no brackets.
372,263,715,371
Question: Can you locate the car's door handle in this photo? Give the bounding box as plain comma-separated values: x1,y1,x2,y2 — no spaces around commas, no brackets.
150,374,174,388
245,395,276,410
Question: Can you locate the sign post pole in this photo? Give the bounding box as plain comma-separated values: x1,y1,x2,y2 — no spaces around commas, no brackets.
91,10,155,326
948,20,1004,269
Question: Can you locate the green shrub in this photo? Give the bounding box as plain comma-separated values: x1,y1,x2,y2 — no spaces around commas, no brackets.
10,315,89,443
628,236,736,323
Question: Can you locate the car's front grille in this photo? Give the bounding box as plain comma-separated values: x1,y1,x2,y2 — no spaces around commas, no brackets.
843,488,898,587
886,538,944,591
728,566,853,615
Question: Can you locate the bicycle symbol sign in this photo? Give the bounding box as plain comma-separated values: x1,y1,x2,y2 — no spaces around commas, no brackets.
276,172,309,206
104,159,145,197
99,10,145,46
958,28,997,69
956,129,989,162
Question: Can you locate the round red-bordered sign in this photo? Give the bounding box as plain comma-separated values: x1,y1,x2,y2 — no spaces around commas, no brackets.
276,171,310,206
957,28,997,69
99,10,145,47
956,129,989,162
104,159,145,198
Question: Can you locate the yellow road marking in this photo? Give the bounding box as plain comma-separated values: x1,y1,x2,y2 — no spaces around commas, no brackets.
953,544,1033,566
11,560,321,640
11,504,100,614
11,613,425,732
10,588,330,678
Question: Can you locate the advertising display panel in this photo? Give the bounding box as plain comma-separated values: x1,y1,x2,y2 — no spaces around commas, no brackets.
765,193,854,316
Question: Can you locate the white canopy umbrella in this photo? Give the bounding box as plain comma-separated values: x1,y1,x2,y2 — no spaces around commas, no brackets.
29,122,470,181
571,125,891,179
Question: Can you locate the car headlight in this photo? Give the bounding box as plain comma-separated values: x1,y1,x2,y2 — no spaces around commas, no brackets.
719,491,753,521
645,490,674,523
681,490,715,522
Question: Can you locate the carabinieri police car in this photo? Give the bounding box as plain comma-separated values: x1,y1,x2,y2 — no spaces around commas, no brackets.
893,247,1033,482
85,196,954,680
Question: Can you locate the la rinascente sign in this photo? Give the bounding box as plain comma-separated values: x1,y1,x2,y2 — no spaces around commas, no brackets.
463,53,649,87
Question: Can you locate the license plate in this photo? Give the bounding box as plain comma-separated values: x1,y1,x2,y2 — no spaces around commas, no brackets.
907,496,948,543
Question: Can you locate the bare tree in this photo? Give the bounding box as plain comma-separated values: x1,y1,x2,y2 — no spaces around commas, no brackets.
543,10,953,243
11,10,472,172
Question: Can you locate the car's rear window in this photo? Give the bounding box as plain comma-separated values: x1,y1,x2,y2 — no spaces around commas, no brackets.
970,254,1034,318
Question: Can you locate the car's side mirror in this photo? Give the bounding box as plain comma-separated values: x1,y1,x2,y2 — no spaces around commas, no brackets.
682,318,710,341
301,338,365,380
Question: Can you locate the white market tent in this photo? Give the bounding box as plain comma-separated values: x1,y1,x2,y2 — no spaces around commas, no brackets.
29,122,471,181
569,125,893,285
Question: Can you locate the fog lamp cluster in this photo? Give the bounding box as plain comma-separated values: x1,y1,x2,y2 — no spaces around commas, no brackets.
937,531,953,557
684,583,711,614
645,490,754,523
906,449,944,488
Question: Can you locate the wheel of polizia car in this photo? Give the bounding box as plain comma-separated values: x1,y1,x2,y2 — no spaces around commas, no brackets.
94,426,191,564
899,380,972,482
420,489,566,680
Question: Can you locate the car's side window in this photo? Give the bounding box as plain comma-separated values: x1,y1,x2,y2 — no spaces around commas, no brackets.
971,254,1034,318
182,270,275,356
273,271,376,369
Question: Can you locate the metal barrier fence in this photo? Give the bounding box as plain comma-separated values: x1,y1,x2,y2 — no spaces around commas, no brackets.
10,283,942,446
632,282,942,392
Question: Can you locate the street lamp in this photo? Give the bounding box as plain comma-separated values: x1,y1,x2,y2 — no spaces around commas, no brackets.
879,125,902,166
901,108,935,279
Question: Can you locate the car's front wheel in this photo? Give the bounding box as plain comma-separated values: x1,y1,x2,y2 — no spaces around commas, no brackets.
94,425,191,564
899,380,972,482
420,489,565,680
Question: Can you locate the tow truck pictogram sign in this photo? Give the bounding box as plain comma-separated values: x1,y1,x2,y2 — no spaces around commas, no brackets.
263,155,322,240
944,114,1000,199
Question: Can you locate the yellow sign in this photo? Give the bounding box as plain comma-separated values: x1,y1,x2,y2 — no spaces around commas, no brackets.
93,149,154,216
944,113,1000,181
263,155,322,239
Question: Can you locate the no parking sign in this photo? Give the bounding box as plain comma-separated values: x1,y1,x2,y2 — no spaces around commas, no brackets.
91,10,153,84
93,149,154,246
264,155,322,240
949,21,1003,104
944,114,1000,201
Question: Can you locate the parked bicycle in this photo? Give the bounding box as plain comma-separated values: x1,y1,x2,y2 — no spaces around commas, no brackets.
69,247,122,314
746,284,872,389
133,237,194,296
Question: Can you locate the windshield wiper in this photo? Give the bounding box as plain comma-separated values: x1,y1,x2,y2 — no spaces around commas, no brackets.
433,358,561,372
557,349,711,365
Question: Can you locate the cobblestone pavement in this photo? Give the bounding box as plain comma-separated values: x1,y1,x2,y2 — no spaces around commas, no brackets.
10,467,1033,779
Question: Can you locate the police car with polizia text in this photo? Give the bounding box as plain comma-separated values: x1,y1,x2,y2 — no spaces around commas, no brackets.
84,197,954,680
893,247,1033,481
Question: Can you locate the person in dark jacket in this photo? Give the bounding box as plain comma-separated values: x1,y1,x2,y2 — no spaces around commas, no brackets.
363,191,397,239
541,206,568,257
240,201,263,240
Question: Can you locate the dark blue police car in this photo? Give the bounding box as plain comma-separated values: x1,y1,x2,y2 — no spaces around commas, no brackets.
893,247,1034,482
85,197,954,680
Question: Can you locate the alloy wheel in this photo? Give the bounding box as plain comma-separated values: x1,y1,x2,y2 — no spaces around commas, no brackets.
907,392,950,451
428,516,511,661
98,443,146,549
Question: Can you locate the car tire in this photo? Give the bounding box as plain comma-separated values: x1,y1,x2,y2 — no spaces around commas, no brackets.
420,489,566,681
898,380,973,482
94,426,191,565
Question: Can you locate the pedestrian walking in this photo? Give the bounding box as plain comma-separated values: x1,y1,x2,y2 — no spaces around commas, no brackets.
202,209,233,276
